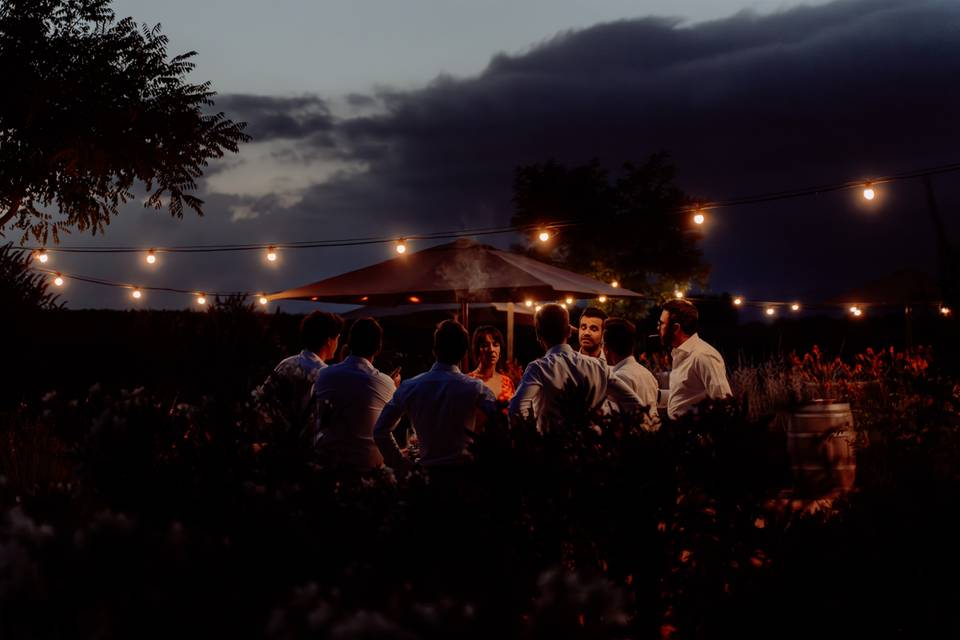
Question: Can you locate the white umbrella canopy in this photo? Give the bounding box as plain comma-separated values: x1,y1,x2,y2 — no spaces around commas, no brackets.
267,238,641,305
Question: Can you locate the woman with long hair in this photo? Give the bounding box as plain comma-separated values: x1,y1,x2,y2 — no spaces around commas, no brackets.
467,325,515,403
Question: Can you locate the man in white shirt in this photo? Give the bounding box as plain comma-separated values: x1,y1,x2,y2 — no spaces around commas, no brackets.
253,311,343,434
509,303,642,432
578,306,607,364
374,320,497,468
602,318,660,428
658,300,732,419
310,317,397,470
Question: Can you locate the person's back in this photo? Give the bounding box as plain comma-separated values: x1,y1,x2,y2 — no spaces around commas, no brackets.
309,318,395,470
509,304,640,432
375,321,496,467
601,318,660,424
254,311,342,434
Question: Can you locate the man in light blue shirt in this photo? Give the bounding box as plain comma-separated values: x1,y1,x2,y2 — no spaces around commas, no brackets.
375,320,497,468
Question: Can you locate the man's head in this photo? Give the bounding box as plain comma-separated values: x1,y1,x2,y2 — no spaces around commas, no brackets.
434,320,470,366
578,306,607,356
536,303,571,348
659,299,699,350
347,317,383,360
301,311,344,360
602,317,636,366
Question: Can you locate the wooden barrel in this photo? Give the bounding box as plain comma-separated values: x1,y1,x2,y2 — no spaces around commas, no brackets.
787,402,856,496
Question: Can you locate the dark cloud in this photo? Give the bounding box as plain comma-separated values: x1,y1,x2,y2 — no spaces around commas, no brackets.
214,94,335,141
58,0,960,309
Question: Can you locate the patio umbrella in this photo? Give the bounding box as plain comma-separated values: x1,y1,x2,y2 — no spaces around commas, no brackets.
268,238,642,359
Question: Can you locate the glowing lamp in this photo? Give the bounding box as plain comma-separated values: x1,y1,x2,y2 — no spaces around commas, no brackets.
538,230,550,243
258,295,268,306
941,306,951,316
132,288,142,300
849,306,859,313
146,250,157,264
197,294,206,306
37,250,49,264
765,307,775,316
733,297,743,306
53,274,64,287
408,295,421,303
525,299,533,307
598,296,607,303
565,296,574,305
791,303,801,312
610,280,619,288
395,239,407,254
535,305,542,313
693,212,705,225
863,184,876,201
266,246,278,262
674,290,684,299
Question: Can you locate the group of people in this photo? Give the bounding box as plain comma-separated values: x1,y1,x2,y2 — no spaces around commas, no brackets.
254,299,732,471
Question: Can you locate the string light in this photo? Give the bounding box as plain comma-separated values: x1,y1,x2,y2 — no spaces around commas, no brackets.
561,302,568,309
266,246,278,262
565,296,574,305
53,273,64,287
145,249,157,264
693,210,706,225
395,238,407,254
36,249,49,264
610,280,619,288
525,299,533,307
765,307,776,316
674,290,684,299
863,183,876,201
733,296,743,306
258,295,268,306
598,296,607,303
196,293,207,306
538,230,551,243
408,295,421,303
535,305,542,312
791,303,801,312
849,305,859,313
131,288,143,300
941,306,952,316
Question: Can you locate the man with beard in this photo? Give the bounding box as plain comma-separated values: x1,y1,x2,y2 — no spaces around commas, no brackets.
578,306,607,363
658,299,732,419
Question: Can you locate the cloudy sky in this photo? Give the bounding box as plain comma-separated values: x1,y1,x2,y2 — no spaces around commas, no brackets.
35,0,960,310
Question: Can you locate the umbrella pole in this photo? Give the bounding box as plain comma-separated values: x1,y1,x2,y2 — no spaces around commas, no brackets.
460,300,470,372
506,302,515,363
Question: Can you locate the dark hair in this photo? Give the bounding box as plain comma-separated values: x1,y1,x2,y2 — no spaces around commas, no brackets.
536,303,571,346
580,306,608,324
603,317,636,358
347,317,383,359
300,311,344,352
434,320,470,365
663,299,699,335
472,325,505,371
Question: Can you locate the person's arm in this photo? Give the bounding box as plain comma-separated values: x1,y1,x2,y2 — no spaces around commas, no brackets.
476,383,498,420
606,374,643,415
373,383,407,469
508,363,542,423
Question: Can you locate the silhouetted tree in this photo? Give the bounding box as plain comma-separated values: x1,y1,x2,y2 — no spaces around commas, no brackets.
0,0,250,243
1,242,61,312
511,154,708,314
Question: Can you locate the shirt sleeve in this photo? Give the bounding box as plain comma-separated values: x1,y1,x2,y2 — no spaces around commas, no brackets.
476,382,498,419
508,362,542,420
606,374,642,414
373,381,407,468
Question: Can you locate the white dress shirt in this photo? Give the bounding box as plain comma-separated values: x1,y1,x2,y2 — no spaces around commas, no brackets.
374,363,497,467
509,343,641,432
310,356,396,469
607,356,660,422
667,333,732,419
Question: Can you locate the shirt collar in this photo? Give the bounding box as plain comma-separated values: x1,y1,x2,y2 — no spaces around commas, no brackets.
430,362,462,374
300,350,324,365
546,343,575,357
343,355,375,371
672,333,702,358
612,355,636,373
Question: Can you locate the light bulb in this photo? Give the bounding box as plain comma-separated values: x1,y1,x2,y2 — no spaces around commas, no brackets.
733,297,743,306
146,250,157,264
598,296,607,303
940,306,951,316
674,290,684,299
53,274,64,287
197,294,206,306
258,296,268,306
765,307,775,316
525,299,533,307
791,303,801,312
863,184,876,201
693,212,705,225
538,230,550,243
849,306,859,313
37,250,49,264
395,239,407,254
610,280,619,288
565,296,574,305
535,305,542,312
132,289,142,300
266,246,278,262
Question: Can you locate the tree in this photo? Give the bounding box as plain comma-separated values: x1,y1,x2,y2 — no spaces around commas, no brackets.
511,153,709,313
0,242,61,312
0,0,250,244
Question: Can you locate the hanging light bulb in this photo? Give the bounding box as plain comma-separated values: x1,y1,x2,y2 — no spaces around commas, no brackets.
258,295,268,306
940,306,951,316
863,183,876,201
765,307,776,316
145,249,157,264
853,308,863,317
693,209,706,225
849,305,860,314
131,288,143,300
565,296,574,305
266,246,278,262
598,295,607,303
196,293,207,306
733,296,743,306
525,299,533,307
36,249,49,264
610,280,619,288
53,273,64,287
395,238,407,254
538,229,551,243
535,305,542,313
791,303,801,312
674,290,684,299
